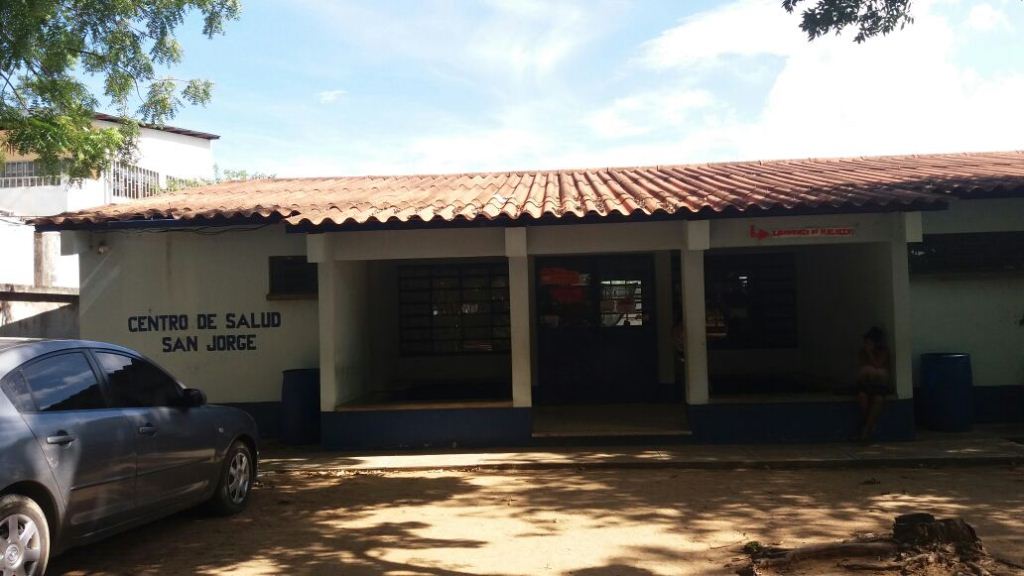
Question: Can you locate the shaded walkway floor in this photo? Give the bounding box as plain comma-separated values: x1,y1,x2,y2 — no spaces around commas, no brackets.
261,424,1024,473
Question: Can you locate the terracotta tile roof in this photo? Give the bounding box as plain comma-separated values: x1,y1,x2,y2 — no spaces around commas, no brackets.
34,151,1024,229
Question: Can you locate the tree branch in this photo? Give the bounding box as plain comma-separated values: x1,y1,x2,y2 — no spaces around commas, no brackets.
0,70,27,109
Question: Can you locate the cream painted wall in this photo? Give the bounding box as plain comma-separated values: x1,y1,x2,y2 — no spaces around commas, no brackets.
911,198,1024,388
921,198,1024,234
911,276,1024,388
78,225,318,404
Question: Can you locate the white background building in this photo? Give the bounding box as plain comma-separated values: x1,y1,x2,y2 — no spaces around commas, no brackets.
1,117,217,337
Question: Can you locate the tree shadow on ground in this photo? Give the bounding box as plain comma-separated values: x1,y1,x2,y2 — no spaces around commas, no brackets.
48,465,1024,575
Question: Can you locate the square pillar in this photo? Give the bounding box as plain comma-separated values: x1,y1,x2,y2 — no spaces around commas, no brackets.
334,260,369,405
506,228,532,407
888,218,915,399
655,251,675,384
311,234,370,411
315,257,339,412
681,248,709,405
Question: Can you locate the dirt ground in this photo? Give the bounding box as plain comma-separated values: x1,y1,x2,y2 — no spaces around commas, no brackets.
50,465,1024,576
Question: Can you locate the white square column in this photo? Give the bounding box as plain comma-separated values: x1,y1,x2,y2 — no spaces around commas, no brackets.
309,234,369,411
680,248,710,405
681,220,710,405
506,228,533,408
310,235,339,412
889,213,918,399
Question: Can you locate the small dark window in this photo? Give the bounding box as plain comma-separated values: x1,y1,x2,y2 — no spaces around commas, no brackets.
599,279,645,327
95,352,183,408
21,353,106,411
909,232,1024,275
705,253,798,349
268,256,318,298
399,263,511,355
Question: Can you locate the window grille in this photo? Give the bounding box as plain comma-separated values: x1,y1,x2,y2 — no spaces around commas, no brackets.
705,253,798,349
398,263,511,356
109,162,160,199
268,256,319,298
0,161,61,188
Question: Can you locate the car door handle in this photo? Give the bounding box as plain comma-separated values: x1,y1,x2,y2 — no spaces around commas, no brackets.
138,425,158,436
46,434,75,446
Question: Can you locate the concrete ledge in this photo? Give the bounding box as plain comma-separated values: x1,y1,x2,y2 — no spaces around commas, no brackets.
0,284,79,303
689,398,916,443
321,407,532,450
974,385,1024,423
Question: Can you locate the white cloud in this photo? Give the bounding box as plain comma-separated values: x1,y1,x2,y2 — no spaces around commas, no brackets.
296,0,622,86
317,89,346,104
590,0,1024,167
731,3,1024,159
638,0,806,70
585,89,716,139
966,3,1011,31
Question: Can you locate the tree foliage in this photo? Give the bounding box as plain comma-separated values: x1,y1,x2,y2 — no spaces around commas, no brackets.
783,0,914,42
166,165,275,191
0,0,240,178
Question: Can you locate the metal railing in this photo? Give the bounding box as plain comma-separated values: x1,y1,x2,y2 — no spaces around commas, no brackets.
108,162,161,200
0,162,177,200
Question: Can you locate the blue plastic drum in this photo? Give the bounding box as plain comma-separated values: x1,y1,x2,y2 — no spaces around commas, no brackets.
281,368,321,445
919,353,973,432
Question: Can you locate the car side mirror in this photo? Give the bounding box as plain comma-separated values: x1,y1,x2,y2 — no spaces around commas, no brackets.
182,388,207,408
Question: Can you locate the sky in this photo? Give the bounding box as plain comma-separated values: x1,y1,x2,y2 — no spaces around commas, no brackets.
151,0,1024,177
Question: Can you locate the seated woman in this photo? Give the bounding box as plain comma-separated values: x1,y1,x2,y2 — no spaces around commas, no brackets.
857,326,892,441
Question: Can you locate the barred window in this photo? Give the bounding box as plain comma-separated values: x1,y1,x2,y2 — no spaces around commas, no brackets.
268,256,318,298
0,161,62,188
110,162,160,199
705,253,798,349
399,263,511,356
910,232,1024,274
2,161,38,178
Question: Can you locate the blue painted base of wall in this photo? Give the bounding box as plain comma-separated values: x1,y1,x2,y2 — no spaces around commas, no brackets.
222,402,283,439
688,399,916,444
316,400,919,450
321,407,533,450
973,386,1024,423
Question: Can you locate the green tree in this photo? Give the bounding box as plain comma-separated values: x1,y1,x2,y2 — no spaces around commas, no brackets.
166,165,275,191
0,1,240,178
783,0,913,42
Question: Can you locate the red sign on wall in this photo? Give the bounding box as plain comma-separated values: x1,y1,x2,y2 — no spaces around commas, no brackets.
749,224,856,240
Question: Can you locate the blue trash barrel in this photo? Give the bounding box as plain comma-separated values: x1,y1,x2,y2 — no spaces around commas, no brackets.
919,353,974,432
280,368,321,445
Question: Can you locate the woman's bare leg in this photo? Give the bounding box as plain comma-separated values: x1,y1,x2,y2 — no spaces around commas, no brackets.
862,395,885,441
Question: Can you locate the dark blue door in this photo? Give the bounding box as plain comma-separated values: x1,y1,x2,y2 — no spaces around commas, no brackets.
536,254,659,405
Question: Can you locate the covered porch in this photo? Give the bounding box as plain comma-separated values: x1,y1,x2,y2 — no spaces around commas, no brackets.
309,210,919,449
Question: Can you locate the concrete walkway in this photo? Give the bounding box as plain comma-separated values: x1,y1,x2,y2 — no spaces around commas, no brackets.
260,425,1024,473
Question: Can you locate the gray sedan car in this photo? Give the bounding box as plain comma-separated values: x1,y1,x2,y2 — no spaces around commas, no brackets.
0,339,259,576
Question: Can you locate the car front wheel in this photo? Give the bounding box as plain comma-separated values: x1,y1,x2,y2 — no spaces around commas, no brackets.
0,494,49,576
208,441,254,515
